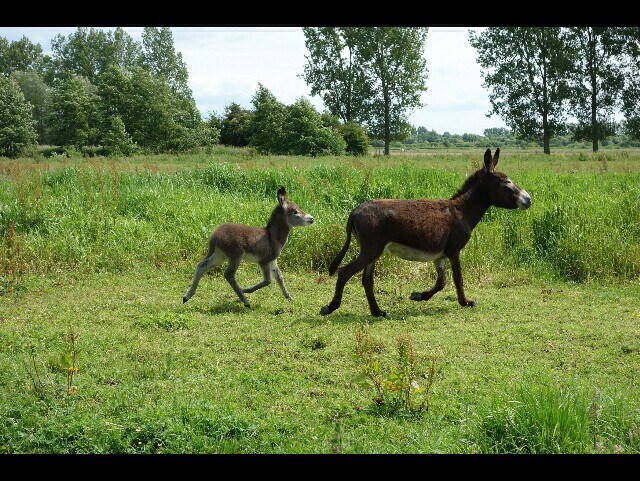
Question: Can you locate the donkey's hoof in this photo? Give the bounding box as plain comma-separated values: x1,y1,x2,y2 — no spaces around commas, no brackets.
409,292,423,301
182,296,188,303
320,305,332,316
461,299,476,307
372,310,387,318
243,303,251,308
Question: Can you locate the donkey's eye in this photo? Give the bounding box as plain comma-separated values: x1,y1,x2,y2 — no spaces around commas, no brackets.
502,179,512,185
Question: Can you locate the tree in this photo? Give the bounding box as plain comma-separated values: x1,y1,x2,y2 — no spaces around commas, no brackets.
140,27,202,143
339,121,370,156
48,74,100,148
565,27,625,152
301,27,372,123
102,115,138,155
619,27,640,139
282,97,346,156
10,70,51,144
0,35,46,76
140,27,190,98
218,102,254,147
248,84,288,154
49,27,140,84
469,27,572,154
356,27,429,155
0,75,37,157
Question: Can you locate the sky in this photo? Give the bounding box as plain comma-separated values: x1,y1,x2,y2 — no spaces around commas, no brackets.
0,26,507,136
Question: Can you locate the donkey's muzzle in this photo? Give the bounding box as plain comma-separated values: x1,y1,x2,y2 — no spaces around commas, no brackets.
517,191,531,210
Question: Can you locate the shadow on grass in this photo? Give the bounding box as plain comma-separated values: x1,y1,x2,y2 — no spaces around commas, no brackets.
185,300,248,315
292,301,457,326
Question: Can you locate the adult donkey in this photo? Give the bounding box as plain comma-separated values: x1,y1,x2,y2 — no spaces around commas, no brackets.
320,148,531,317
183,186,314,308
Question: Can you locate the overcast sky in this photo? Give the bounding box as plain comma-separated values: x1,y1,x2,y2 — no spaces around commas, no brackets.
0,26,507,135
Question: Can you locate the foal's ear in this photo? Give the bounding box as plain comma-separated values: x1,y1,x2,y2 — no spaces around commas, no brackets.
492,148,500,169
483,149,493,171
277,186,287,205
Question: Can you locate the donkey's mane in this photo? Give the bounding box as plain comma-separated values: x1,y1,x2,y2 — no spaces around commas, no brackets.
450,168,485,200
265,204,285,230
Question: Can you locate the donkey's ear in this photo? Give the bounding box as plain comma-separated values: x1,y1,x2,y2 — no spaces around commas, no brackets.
277,186,287,205
492,148,500,168
483,149,493,171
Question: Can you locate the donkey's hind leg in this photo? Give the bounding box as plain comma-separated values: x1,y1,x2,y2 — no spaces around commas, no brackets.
320,251,380,316
224,256,251,307
183,250,224,303
362,262,385,317
410,258,446,302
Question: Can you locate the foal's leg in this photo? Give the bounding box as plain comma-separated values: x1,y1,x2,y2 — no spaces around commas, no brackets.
272,263,292,301
242,262,272,294
362,262,385,317
224,256,251,307
449,252,475,307
183,250,224,303
320,251,381,316
410,258,446,302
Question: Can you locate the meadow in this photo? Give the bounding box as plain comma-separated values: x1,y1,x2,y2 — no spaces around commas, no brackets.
1,147,639,453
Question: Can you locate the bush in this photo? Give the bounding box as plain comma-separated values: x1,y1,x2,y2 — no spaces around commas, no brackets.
0,76,38,158
339,121,370,156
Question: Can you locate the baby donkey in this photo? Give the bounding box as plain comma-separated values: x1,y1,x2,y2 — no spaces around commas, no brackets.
183,186,314,307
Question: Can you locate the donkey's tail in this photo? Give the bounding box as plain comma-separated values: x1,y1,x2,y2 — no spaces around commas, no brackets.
205,235,217,260
328,214,354,276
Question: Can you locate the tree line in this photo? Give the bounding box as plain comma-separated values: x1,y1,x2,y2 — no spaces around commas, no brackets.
2,27,639,159
469,27,640,153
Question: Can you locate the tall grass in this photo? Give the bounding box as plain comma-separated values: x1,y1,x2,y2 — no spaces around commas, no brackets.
472,384,640,453
1,152,640,291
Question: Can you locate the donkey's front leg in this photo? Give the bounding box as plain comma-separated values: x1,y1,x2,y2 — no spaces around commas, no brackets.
448,252,475,307
410,258,447,302
242,263,272,294
272,263,292,301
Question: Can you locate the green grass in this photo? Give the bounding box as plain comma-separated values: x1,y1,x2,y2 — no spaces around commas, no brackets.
1,148,639,453
0,268,639,453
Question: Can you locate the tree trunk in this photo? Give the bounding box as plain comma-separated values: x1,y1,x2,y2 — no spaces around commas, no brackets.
384,105,390,156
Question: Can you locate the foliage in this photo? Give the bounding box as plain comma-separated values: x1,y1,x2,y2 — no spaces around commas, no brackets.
48,27,140,84
218,102,253,147
48,74,100,148
102,115,138,156
355,321,437,414
619,27,640,140
11,70,52,144
0,35,46,77
0,75,38,157
339,121,369,155
301,27,428,155
248,84,288,154
283,97,346,156
357,28,429,155
300,27,372,123
469,27,572,154
565,27,626,152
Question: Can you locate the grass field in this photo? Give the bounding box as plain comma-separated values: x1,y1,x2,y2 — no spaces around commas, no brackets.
1,148,639,453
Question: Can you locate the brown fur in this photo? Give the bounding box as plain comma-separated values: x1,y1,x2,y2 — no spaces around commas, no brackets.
183,186,314,307
321,148,531,317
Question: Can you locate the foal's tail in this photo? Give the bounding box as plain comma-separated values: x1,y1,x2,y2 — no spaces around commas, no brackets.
328,214,354,276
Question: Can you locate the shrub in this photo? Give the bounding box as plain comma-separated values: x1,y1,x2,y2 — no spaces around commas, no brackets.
339,121,369,156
